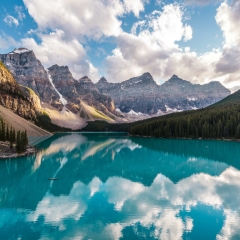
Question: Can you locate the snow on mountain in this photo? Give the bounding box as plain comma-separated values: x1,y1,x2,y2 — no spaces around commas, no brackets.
128,110,143,116
46,69,68,113
165,105,183,113
12,48,31,54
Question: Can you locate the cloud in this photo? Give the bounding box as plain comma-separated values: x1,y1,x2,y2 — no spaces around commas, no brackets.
23,0,147,40
123,0,147,17
3,15,19,27
183,0,220,6
131,4,193,49
216,0,240,48
21,30,99,80
14,5,26,21
214,0,240,87
215,46,240,74
0,33,19,50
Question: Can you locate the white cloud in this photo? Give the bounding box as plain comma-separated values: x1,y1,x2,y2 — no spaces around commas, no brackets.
21,30,99,80
0,33,19,50
216,0,240,48
23,0,147,40
3,15,19,27
131,4,193,49
214,0,240,87
184,0,220,6
123,0,147,17
14,5,26,21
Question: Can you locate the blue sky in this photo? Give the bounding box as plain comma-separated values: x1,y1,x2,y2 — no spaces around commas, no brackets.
0,0,240,89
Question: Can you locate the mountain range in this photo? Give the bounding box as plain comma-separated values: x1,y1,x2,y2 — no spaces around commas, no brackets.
0,48,231,132
96,73,229,114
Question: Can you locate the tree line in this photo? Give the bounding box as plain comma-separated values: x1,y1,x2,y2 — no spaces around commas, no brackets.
129,105,240,140
0,118,28,153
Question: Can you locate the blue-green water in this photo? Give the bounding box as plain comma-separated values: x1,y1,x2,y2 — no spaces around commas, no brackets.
1,133,240,240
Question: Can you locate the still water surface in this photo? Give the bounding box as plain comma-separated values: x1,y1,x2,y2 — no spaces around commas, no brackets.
1,133,240,240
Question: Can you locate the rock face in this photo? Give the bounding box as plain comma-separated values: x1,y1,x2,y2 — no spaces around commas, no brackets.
0,48,61,109
0,61,39,121
96,73,231,114
47,64,116,116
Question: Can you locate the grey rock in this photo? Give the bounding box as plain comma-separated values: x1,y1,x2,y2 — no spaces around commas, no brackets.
96,73,231,114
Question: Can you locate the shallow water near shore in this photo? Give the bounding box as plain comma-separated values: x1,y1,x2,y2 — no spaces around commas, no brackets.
1,132,240,240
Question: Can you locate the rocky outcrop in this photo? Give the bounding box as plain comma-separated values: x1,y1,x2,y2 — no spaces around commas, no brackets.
0,48,61,109
0,61,38,121
47,64,78,101
96,73,231,114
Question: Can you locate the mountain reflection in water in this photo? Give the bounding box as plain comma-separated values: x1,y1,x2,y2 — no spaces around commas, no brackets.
0,133,240,240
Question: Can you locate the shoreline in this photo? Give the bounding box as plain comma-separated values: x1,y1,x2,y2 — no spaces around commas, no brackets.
0,141,37,159
128,134,240,142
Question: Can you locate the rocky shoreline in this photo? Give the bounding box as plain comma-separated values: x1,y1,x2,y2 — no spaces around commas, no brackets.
0,141,37,159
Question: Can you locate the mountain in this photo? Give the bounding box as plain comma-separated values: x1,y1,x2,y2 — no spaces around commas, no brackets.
128,89,240,139
0,49,120,129
0,48,61,109
96,73,230,115
47,64,118,121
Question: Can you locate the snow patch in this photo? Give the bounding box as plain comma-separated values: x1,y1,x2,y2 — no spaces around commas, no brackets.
46,69,68,114
128,110,143,116
156,110,165,115
187,97,197,101
12,48,31,54
135,80,142,84
191,106,198,110
165,105,183,113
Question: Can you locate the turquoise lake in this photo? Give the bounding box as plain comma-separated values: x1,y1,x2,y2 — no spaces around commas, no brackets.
1,133,240,240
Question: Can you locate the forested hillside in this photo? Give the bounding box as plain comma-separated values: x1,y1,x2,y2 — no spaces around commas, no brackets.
129,90,240,139
0,118,28,153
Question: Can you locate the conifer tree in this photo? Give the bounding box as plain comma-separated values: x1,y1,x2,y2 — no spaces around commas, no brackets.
6,125,9,141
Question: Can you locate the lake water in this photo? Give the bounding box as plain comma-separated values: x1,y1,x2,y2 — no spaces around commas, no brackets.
1,133,240,240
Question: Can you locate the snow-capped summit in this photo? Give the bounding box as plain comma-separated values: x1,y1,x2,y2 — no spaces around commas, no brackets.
11,48,31,54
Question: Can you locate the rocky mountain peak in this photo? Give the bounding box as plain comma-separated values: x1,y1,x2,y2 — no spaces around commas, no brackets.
79,76,93,83
48,64,70,72
124,72,156,86
142,72,153,78
140,72,155,82
164,74,188,85
98,77,108,83
170,74,179,79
